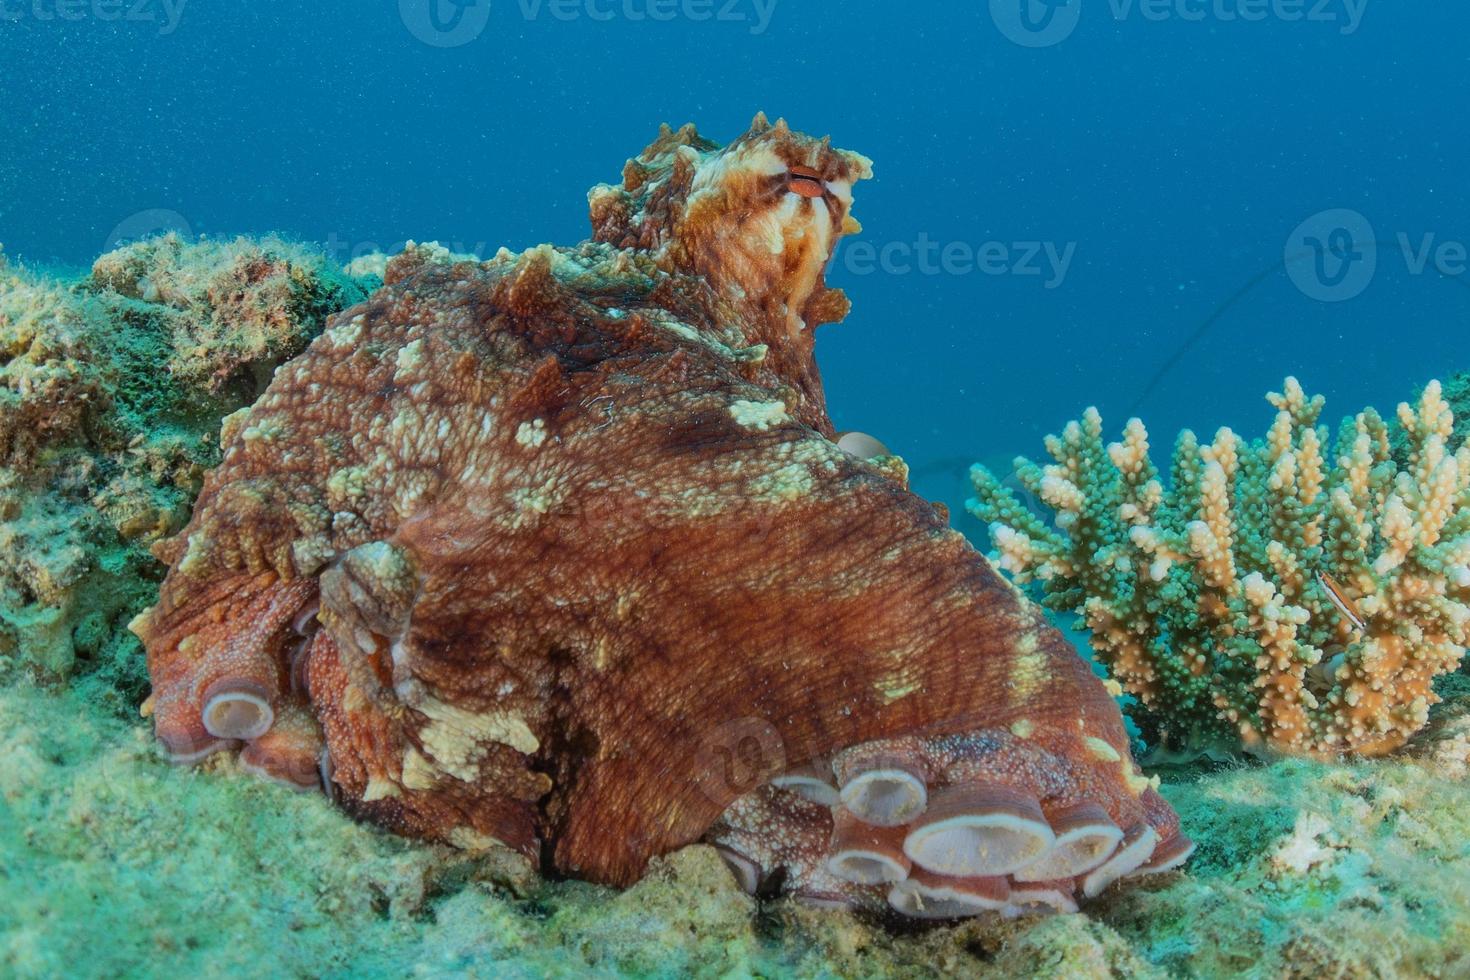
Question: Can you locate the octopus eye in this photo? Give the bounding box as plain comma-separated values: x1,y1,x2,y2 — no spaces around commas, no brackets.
787,165,826,198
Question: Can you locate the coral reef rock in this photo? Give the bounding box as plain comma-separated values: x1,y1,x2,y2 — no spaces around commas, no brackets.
5,678,1467,978
0,236,367,698
133,116,1190,917
970,378,1470,758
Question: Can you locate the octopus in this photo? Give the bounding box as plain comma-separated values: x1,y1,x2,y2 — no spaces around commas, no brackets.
132,114,1192,919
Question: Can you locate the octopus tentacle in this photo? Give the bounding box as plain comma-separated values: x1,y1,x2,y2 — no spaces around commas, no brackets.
239,701,324,791
832,738,931,827
136,571,314,763
1014,802,1123,882
1133,787,1196,876
770,760,840,806
709,720,1181,919
889,869,1012,919
827,807,911,884
1081,823,1160,898
304,627,544,863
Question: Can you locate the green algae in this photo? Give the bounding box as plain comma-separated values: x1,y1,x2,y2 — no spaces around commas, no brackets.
5,677,1467,979
0,237,368,692
1101,755,1470,978
0,680,1162,979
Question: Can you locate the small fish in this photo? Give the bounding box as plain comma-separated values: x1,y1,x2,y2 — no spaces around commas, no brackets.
1317,571,1366,631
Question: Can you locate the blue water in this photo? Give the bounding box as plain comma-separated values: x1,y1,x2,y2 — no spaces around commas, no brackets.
4,1,1467,520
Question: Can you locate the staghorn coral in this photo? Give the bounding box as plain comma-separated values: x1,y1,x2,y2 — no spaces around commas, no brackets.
132,116,1191,920
1392,370,1470,470
0,238,366,691
969,378,1470,758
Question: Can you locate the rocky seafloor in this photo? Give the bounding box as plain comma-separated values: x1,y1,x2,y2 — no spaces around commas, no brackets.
2,238,1468,979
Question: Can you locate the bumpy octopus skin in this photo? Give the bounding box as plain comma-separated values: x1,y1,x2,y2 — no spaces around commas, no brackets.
133,115,1191,917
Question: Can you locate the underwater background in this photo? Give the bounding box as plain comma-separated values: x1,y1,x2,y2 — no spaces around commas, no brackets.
6,0,1468,521
5,2,1470,978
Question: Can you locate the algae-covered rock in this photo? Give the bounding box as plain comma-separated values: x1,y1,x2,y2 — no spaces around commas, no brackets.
0,679,1166,980
543,846,762,975
1100,756,1470,978
0,238,368,698
7,673,1465,979
0,680,489,978
89,234,363,398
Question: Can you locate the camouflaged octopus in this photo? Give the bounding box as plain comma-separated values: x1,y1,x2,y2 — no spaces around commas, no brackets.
133,115,1193,919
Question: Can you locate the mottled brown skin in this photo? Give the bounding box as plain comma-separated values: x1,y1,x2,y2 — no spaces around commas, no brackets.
135,117,1183,897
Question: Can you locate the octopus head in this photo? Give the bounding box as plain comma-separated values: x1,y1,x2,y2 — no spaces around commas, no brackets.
589,113,874,332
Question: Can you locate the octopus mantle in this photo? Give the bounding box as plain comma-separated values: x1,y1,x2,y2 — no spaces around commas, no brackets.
134,116,1190,918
